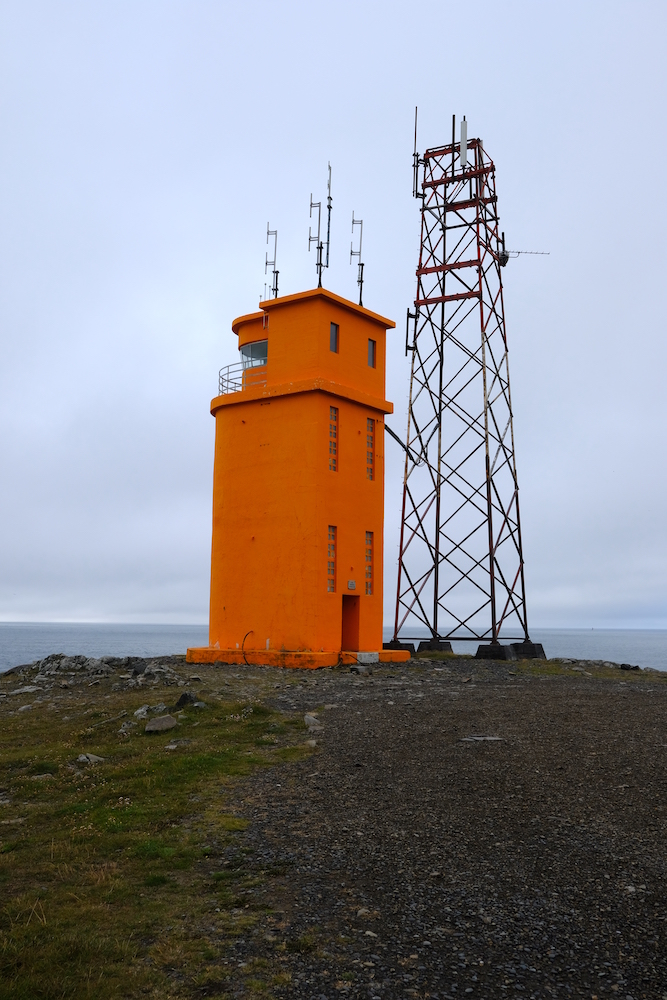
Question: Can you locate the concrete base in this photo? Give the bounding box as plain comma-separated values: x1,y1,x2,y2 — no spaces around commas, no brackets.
509,641,546,659
475,641,546,661
417,639,453,654
475,643,517,661
383,640,415,655
186,647,411,669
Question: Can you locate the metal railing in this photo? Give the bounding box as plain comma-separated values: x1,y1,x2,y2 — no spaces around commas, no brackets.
218,361,267,396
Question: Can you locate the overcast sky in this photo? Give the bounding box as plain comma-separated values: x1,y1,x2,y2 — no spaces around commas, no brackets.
0,1,665,629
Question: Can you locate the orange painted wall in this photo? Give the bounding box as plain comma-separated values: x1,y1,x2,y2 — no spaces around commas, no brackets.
208,288,395,654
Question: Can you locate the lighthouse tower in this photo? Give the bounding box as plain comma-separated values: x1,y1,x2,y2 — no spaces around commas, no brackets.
187,287,410,668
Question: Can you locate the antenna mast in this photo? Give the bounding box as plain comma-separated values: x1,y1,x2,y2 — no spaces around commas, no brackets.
325,163,332,268
350,212,364,306
309,164,332,287
265,224,279,299
393,117,533,655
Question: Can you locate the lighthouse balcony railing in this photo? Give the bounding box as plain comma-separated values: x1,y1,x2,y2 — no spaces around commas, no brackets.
218,362,267,396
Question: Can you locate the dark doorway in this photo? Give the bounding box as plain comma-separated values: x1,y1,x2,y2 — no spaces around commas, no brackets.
341,595,360,651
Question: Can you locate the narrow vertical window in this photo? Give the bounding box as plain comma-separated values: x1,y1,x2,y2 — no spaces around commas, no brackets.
327,525,337,593
329,406,338,471
330,322,339,353
365,531,373,596
368,338,376,368
366,417,374,481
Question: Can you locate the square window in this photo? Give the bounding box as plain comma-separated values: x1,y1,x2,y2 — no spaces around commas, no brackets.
330,322,339,353
368,338,376,368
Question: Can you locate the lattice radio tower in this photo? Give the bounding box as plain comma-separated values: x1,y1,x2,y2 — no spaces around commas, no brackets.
393,115,533,652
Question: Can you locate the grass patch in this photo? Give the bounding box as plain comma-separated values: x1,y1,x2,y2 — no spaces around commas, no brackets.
0,674,309,999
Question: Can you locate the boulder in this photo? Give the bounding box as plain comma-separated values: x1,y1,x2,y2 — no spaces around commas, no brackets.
145,715,178,733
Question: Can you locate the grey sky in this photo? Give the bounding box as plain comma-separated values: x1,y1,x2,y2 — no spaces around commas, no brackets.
0,1,665,628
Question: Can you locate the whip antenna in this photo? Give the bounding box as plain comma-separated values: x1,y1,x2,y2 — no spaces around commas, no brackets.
265,224,278,298
350,211,364,306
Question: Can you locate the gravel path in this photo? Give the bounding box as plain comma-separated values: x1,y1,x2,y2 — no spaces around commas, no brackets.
218,659,667,1000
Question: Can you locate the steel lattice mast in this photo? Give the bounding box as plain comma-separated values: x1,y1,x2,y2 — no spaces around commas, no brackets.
393,126,530,646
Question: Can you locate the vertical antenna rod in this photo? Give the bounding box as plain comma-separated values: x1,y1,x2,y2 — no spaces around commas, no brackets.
265,224,279,299
308,194,323,287
309,165,332,288
350,212,364,307
325,163,332,269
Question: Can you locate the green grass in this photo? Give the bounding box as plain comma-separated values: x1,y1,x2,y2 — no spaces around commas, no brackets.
0,677,309,999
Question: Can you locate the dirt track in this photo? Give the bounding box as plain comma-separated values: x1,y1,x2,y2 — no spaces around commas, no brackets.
218,657,667,1000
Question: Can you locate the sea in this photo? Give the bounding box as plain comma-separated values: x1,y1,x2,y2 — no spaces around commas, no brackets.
382,627,667,671
0,622,666,674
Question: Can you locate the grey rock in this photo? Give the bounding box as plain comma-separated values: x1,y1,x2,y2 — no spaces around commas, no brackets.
9,685,41,696
17,704,33,712
133,705,150,719
175,691,198,709
350,663,370,675
145,715,178,733
304,713,321,730
77,753,105,764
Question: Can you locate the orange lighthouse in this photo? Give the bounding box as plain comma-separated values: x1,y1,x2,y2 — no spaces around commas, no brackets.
187,287,410,668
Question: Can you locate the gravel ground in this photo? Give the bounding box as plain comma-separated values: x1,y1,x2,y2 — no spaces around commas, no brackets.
215,657,667,1000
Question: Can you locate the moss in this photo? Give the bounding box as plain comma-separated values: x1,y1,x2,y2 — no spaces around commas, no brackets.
0,674,309,1000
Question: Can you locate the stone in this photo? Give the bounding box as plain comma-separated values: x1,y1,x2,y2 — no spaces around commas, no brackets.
17,704,33,712
304,713,321,730
77,753,105,764
164,739,191,751
118,720,138,732
9,685,41,696
350,663,370,675
133,705,150,718
145,715,178,733
175,691,198,709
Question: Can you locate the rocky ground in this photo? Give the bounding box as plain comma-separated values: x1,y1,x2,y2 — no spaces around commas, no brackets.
3,652,667,1000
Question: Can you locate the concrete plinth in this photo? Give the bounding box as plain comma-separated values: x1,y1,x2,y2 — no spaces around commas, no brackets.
475,641,546,661
186,647,410,669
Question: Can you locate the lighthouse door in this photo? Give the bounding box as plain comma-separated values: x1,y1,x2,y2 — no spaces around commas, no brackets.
341,595,360,652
